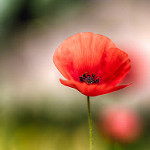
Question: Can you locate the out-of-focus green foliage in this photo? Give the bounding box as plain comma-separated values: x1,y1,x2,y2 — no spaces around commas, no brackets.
0,98,149,150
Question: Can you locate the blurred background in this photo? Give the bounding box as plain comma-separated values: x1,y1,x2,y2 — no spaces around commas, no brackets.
0,0,150,149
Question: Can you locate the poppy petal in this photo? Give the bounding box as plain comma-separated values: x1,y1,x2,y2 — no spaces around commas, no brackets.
60,79,130,96
53,47,74,80
53,32,116,81
97,47,131,86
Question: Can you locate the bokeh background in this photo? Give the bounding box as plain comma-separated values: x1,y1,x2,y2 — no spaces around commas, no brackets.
0,0,150,149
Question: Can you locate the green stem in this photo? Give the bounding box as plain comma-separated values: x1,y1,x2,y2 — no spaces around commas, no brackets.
87,96,93,150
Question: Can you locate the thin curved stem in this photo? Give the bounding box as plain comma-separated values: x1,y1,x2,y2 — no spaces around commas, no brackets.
87,96,93,150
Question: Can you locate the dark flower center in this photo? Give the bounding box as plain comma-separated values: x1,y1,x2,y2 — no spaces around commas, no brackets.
79,72,100,84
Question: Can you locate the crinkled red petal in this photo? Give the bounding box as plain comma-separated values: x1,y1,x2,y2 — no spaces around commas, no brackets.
60,79,130,96
98,47,131,86
53,32,117,81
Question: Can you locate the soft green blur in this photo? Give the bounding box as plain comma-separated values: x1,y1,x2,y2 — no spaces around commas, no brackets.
0,0,150,150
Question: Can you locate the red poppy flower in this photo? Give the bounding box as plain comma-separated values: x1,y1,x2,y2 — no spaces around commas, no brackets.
53,32,130,96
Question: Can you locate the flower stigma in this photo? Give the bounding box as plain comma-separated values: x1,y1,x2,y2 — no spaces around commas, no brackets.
79,72,100,84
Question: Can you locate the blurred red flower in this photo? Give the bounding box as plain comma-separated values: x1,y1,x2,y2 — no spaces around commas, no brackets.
99,108,142,143
53,32,131,96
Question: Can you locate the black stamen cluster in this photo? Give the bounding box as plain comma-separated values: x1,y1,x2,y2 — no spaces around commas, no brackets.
79,72,100,84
